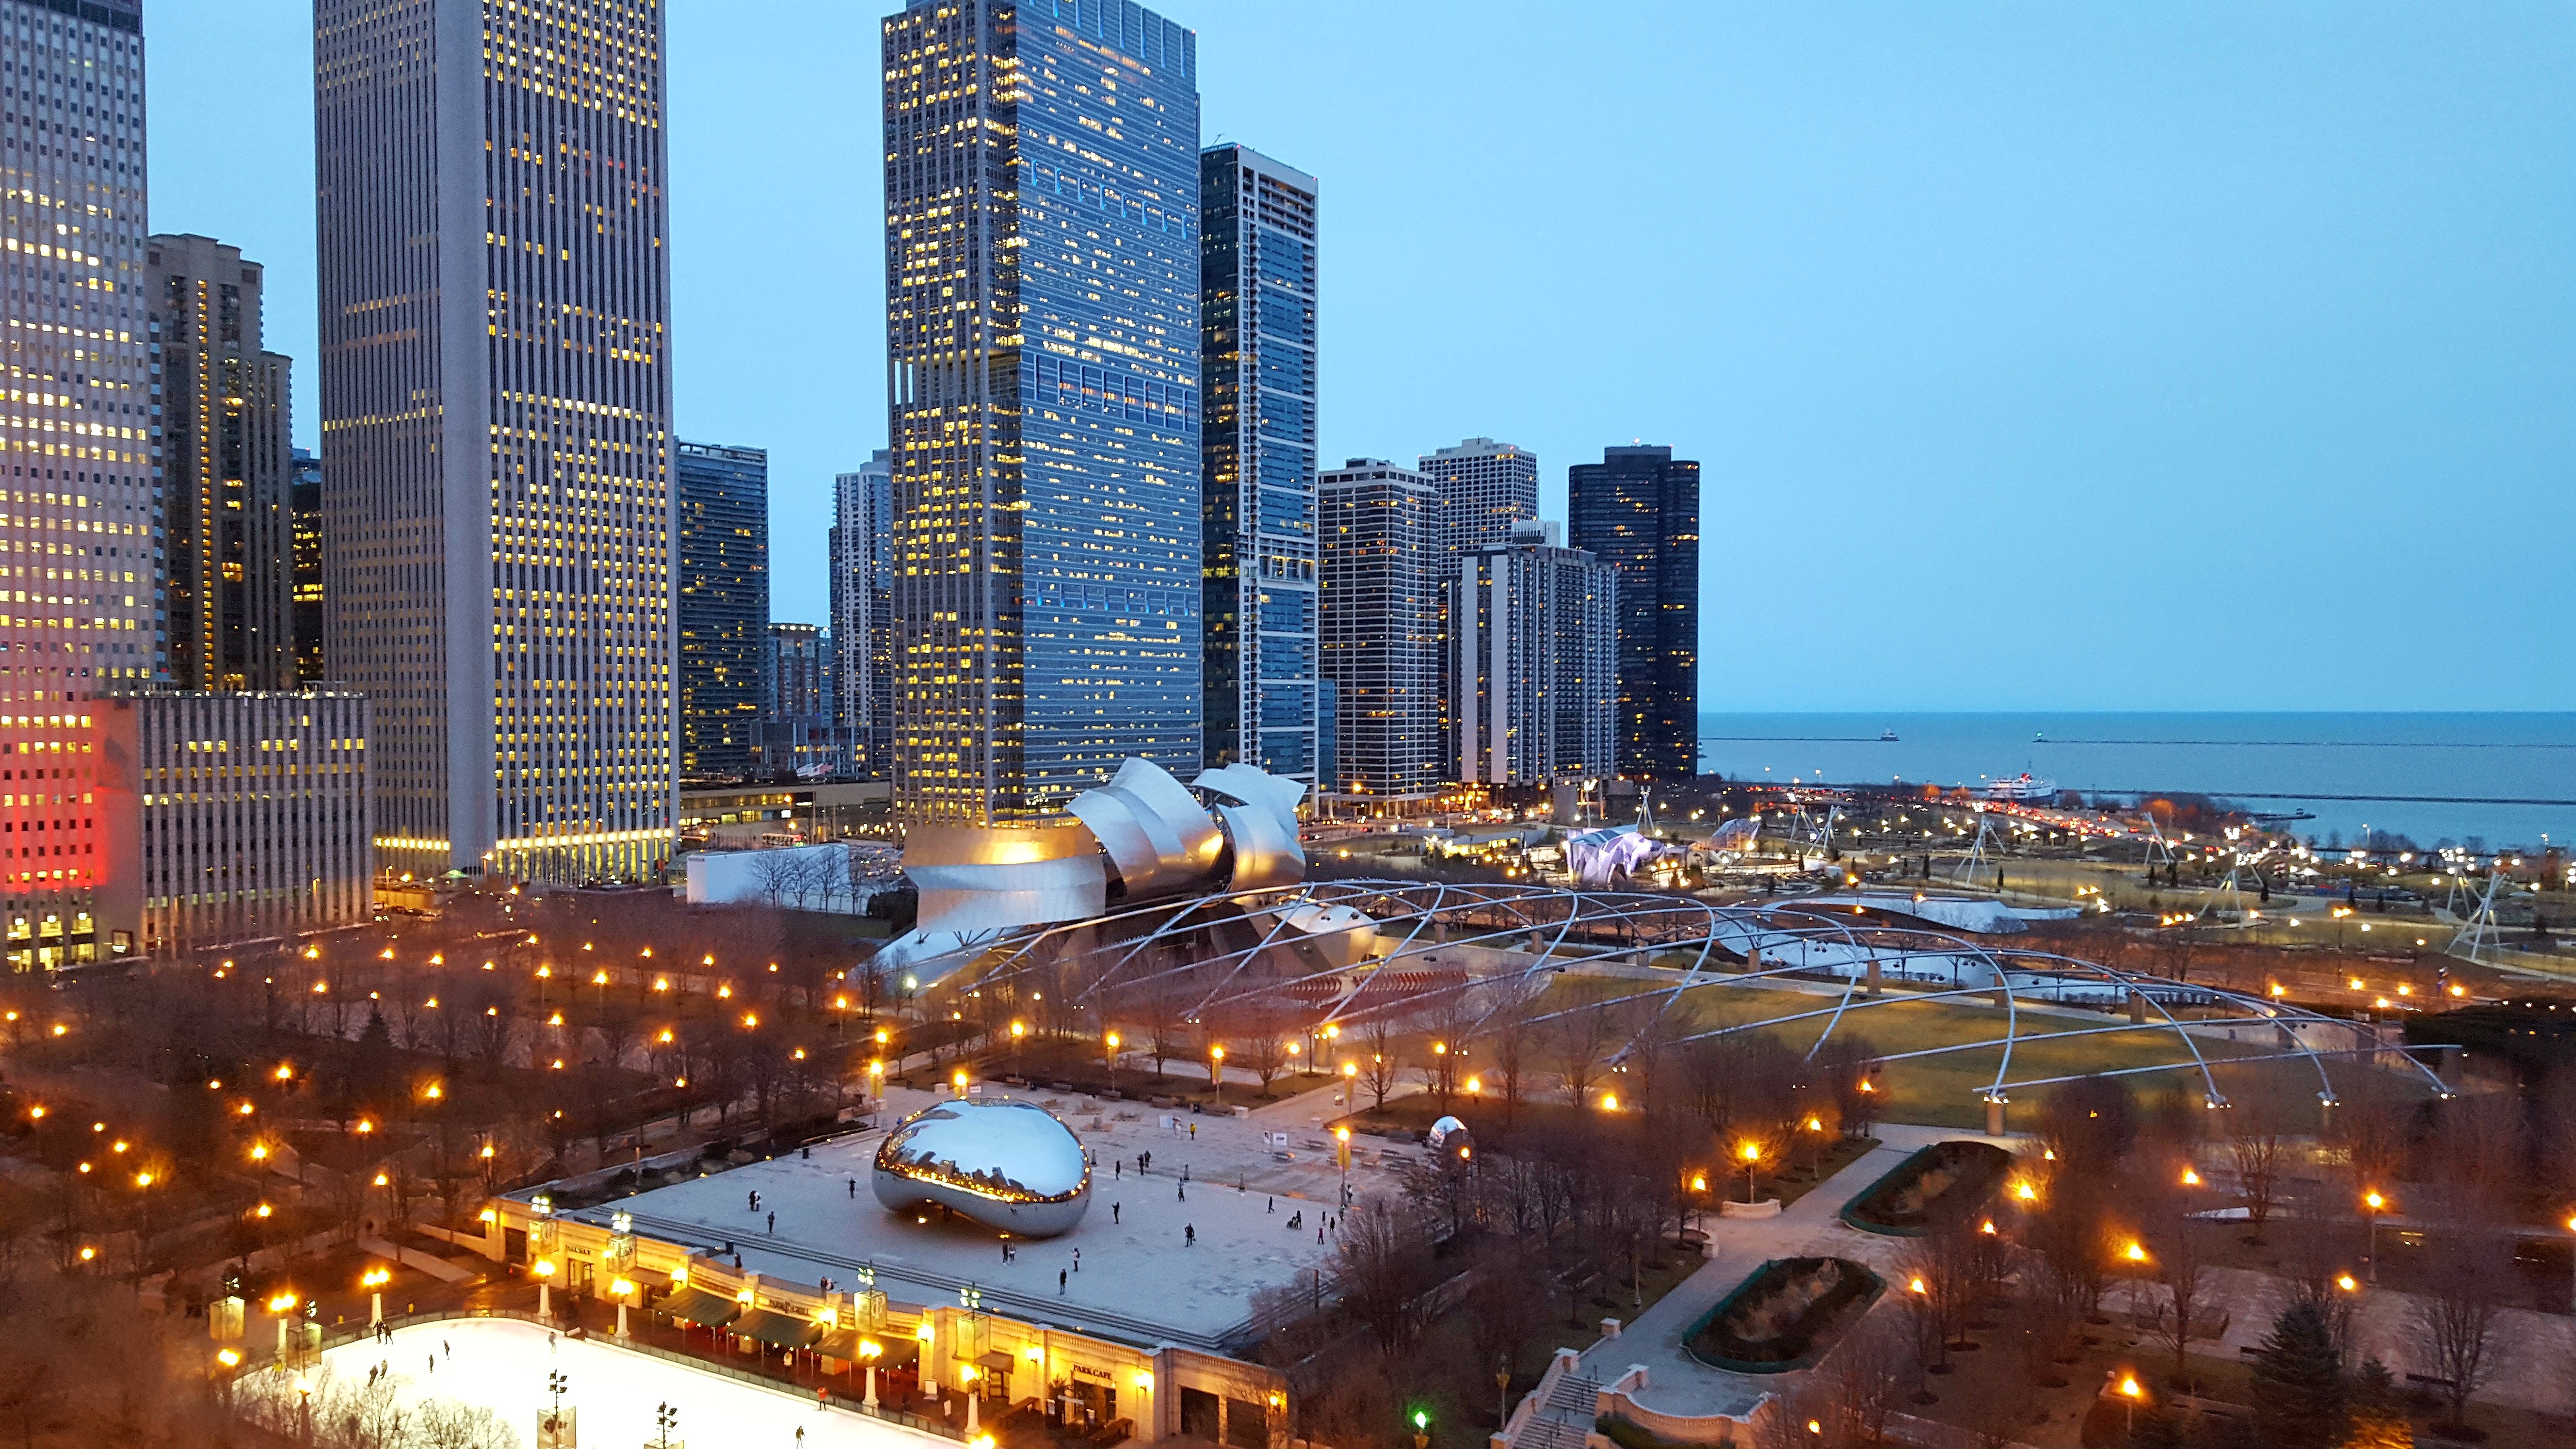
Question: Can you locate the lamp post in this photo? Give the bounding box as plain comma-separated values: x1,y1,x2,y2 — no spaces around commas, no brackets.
611,1277,636,1337
534,1258,556,1320
860,1339,884,1407
1739,1142,1761,1204
362,1267,390,1326
1105,1032,1121,1095
2118,1375,2144,1438
1209,1046,1225,1103
2364,1190,2386,1284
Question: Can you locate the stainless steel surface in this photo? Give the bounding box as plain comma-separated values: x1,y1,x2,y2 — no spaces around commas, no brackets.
872,1099,1093,1238
1067,757,1224,900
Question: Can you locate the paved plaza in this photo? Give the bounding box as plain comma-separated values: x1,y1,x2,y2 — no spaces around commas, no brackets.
564,1083,1397,1346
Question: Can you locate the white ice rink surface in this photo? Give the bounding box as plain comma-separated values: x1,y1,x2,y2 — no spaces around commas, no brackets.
294,1318,951,1449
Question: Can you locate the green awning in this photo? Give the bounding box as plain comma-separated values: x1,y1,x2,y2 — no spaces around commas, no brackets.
816,1332,918,1369
815,1328,862,1362
735,1308,825,1350
657,1287,740,1326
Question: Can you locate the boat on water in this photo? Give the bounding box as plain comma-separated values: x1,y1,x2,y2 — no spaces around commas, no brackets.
1880,727,1900,742
1984,772,2060,803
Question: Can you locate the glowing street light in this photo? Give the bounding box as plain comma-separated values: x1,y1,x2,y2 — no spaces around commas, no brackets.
2364,1190,2388,1283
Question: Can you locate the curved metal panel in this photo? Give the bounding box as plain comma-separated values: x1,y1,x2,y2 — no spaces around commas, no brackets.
871,1099,1092,1238
1193,764,1304,836
903,823,1108,935
1215,801,1306,891
1066,757,1222,900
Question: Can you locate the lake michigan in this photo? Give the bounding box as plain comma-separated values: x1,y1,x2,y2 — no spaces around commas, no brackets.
1695,713,2576,851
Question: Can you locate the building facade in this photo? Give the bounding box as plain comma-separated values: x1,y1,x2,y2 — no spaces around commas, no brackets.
0,0,155,966
1567,445,1699,782
122,690,372,953
1420,436,1537,556
1199,143,1319,788
676,440,768,783
1318,459,1441,805
754,622,851,779
316,0,675,883
829,450,892,775
290,448,324,683
149,233,295,693
1447,521,1617,790
883,0,1203,825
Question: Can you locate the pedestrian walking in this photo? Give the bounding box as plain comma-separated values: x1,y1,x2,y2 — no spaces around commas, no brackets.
1112,1202,1121,1224
767,1210,776,1234
1177,1183,1185,1202
1185,1224,1195,1246
1059,1269,1067,1294
1266,1196,1273,1213
849,1178,857,1198
429,1355,436,1375
1072,1249,1080,1272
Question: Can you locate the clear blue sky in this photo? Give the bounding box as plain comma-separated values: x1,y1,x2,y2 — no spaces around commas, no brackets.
149,1,2575,711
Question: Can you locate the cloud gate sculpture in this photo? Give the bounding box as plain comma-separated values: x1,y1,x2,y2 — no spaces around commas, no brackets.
872,1099,1093,1238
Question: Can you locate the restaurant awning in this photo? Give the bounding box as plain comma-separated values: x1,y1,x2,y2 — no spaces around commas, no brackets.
656,1287,741,1326
817,1333,920,1370
735,1308,826,1350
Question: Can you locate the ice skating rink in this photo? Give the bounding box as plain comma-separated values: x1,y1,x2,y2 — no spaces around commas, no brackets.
296,1317,954,1449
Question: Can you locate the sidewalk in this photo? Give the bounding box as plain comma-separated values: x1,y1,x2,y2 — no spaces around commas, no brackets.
1569,1123,1997,1420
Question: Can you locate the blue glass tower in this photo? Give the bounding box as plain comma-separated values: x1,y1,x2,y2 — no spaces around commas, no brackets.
1200,144,1319,786
883,0,1203,825
676,441,770,783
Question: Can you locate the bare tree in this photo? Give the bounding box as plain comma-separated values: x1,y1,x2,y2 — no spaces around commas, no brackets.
1359,1016,1401,1112
2141,1175,2213,1387
2408,1202,2510,1431
2227,1097,2290,1243
1551,998,1623,1108
1337,1200,1437,1360
749,850,800,908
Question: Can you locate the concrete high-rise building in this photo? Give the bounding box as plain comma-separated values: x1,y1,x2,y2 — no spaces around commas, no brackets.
0,0,154,966
883,0,1203,826
754,621,850,779
123,690,372,954
830,450,892,775
316,0,675,882
290,449,324,684
764,622,826,722
1568,445,1700,783
1199,144,1319,787
149,234,295,693
1318,459,1442,806
676,441,768,783
1447,520,1617,791
1420,437,1537,556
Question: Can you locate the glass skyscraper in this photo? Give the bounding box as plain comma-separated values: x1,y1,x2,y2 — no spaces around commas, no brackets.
1568,445,1700,783
676,441,770,784
831,450,894,776
882,0,1203,826
1200,144,1318,786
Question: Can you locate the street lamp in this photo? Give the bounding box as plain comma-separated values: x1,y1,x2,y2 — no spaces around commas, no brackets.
1738,1142,1761,1204
1105,1031,1122,1095
361,1267,390,1325
2363,1190,2387,1284
1209,1045,1225,1102
2118,1375,2144,1437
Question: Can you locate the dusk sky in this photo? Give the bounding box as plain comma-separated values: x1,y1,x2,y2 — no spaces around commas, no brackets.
150,2,2574,712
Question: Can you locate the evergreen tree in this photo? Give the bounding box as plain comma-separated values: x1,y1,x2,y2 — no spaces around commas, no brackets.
2248,1301,2345,1449
2340,1360,2409,1449
352,1007,397,1116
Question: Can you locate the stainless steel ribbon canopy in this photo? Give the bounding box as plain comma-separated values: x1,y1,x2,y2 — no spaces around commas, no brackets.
871,1098,1093,1238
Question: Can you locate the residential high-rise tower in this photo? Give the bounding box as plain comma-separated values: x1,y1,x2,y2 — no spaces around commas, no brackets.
1318,459,1441,806
676,440,768,783
290,448,324,683
0,0,153,966
883,0,1203,825
1420,437,1537,556
315,0,676,881
149,233,295,693
830,450,892,776
1447,520,1616,790
1199,144,1318,786
1568,445,1699,782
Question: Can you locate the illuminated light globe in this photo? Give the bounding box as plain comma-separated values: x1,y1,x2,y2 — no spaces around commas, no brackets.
1427,1115,1475,1164
872,1099,1092,1238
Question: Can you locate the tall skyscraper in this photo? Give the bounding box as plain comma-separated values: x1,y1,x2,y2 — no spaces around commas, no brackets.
290,448,324,683
1568,445,1699,782
149,234,295,692
1318,459,1441,805
1199,144,1318,787
883,0,1203,826
675,440,768,783
1420,437,1537,556
316,0,675,882
1448,520,1617,790
0,0,153,965
830,450,892,776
